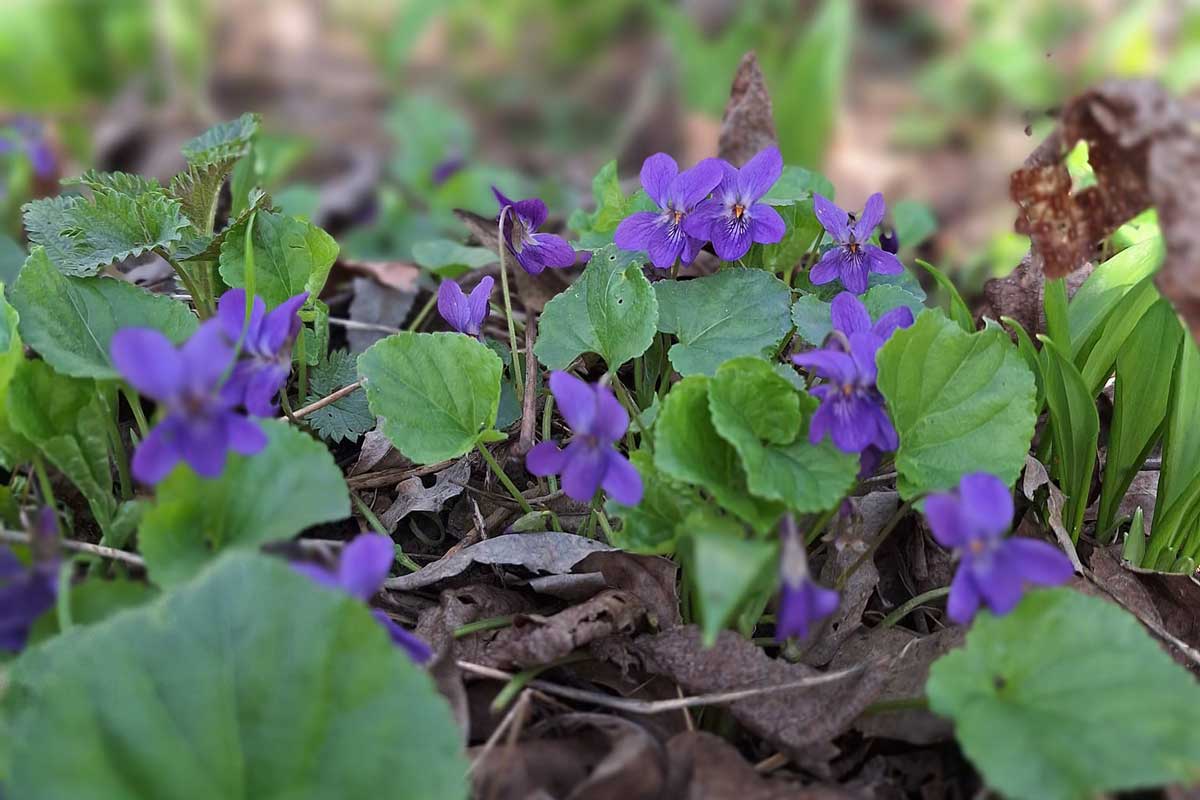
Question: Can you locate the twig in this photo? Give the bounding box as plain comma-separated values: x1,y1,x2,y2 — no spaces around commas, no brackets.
517,314,538,455
455,660,866,714
327,317,402,335
469,689,533,775
346,459,456,490
0,529,145,568
754,752,789,774
284,380,363,421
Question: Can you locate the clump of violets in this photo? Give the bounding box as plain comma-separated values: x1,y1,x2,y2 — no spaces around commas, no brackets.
437,276,493,338
614,153,723,270
111,321,267,483
526,372,643,505
776,515,838,641
684,146,786,262
793,292,912,459
0,509,59,653
810,193,904,294
216,289,308,416
493,187,577,275
925,473,1073,624
293,534,432,664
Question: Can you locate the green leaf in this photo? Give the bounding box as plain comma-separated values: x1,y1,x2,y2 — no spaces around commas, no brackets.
927,588,1200,800
1075,275,1158,395
569,160,656,245
1001,315,1045,413
412,239,496,278
67,170,162,197
28,577,157,642
1148,336,1200,564
173,187,271,263
304,349,374,444
0,234,25,285
862,282,926,322
877,310,1037,499
1067,236,1164,358
170,159,238,232
359,332,502,464
890,199,937,250
138,420,349,587
181,112,261,167
655,270,792,376
10,247,198,381
761,165,834,205
684,520,777,647
218,209,339,309
774,0,853,167
1037,337,1099,543
709,357,858,512
607,450,706,555
3,552,468,800
534,245,658,371
0,284,27,467
748,199,823,274
23,190,190,278
653,376,783,532
913,259,974,332
792,284,925,346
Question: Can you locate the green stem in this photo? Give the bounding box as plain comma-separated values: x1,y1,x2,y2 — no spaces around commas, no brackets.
121,386,151,438
835,500,915,590
496,207,524,404
243,212,258,313
879,587,950,628
161,252,209,318
584,493,601,539
491,654,589,713
454,615,515,638
541,393,558,494
32,454,56,508
55,562,74,632
103,399,133,501
476,442,533,514
596,509,615,541
611,377,647,448
296,327,309,404
351,493,420,572
406,292,438,332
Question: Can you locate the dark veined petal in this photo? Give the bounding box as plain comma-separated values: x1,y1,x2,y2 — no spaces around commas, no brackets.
131,416,186,484
812,193,851,242
337,534,395,601
853,192,886,241
958,472,1014,539
639,153,679,208
614,211,662,253
672,157,725,209
830,292,872,336
602,449,643,506
1003,538,1074,586
946,561,983,624
747,203,786,244
437,279,472,334
645,224,686,270
560,441,607,503
838,253,870,294
826,393,877,453
871,306,915,340
709,215,753,261
110,328,185,403
526,441,567,476
808,247,847,286
549,371,597,434
736,146,782,202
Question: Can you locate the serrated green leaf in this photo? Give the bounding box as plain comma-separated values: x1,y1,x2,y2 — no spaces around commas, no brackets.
654,376,783,532
170,159,237,231
607,450,706,555
305,349,373,444
218,209,339,309
708,357,857,512
3,552,468,800
67,170,162,197
655,270,792,376
23,190,190,277
412,239,496,278
359,332,502,464
927,588,1200,800
181,112,261,167
877,310,1036,499
10,248,198,380
569,161,657,245
684,521,778,647
138,420,349,587
174,188,271,263
1038,337,1099,542
534,245,658,370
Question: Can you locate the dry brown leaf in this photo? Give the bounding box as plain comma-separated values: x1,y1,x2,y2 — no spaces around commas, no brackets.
490,590,648,669
380,457,471,531
664,731,855,800
718,52,779,167
340,258,421,292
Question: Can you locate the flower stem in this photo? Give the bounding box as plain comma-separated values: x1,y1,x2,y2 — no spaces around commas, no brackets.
596,509,616,541
32,454,56,508
496,207,524,404
475,442,533,514
103,397,133,501
121,386,151,438
540,394,558,494
879,586,950,628
161,252,209,318
406,291,438,332
295,326,309,405
454,615,515,638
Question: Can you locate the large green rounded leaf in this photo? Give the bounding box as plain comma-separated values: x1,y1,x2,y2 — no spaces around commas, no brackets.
139,420,349,587
877,310,1036,499
358,332,502,464
2,553,468,800
218,209,339,309
534,244,657,370
10,248,198,380
655,270,792,376
928,589,1200,800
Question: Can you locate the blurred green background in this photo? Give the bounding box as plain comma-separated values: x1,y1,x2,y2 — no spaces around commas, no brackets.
2,0,1197,289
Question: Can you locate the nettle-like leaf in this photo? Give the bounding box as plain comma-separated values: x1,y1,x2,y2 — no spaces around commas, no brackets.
607,450,706,555
22,189,190,277
654,375,783,533
67,170,163,197
358,332,502,464
218,209,339,309
877,310,1036,499
708,357,857,513
534,245,658,371
792,284,925,346
138,420,349,588
181,112,261,167
928,589,1200,800
171,159,238,232
10,248,198,381
174,188,272,263
684,516,778,647
2,552,468,800
305,349,374,444
655,270,792,376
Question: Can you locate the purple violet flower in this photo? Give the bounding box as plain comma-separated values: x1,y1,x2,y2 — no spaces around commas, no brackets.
0,508,59,653
430,154,465,186
925,473,1074,624
293,534,432,663
437,276,493,338
792,292,912,455
810,193,904,294
112,322,267,483
216,289,309,416
493,187,577,275
684,147,787,262
614,153,724,269
776,515,838,641
879,226,900,255
526,372,643,505
2,117,56,178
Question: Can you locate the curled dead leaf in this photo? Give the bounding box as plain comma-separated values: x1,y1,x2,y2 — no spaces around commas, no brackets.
718,52,779,167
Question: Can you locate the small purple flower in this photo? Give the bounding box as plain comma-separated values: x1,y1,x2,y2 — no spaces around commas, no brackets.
112,322,267,483
684,147,787,262
526,372,643,505
792,292,912,455
614,153,724,269
0,508,59,652
430,154,465,186
216,289,308,416
293,534,432,663
493,187,577,275
925,473,1074,624
1,117,56,178
776,515,838,641
810,193,904,294
437,276,493,338
879,226,899,255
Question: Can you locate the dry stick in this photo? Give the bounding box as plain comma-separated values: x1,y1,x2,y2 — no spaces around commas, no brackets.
456,660,867,715
0,529,145,568
1085,567,1200,669
347,460,456,490
517,314,539,455
283,380,364,422
469,689,534,775
327,317,402,335
753,752,790,774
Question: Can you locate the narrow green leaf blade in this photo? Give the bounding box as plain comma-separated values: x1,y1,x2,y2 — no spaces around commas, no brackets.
684,521,778,647
1038,336,1099,541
